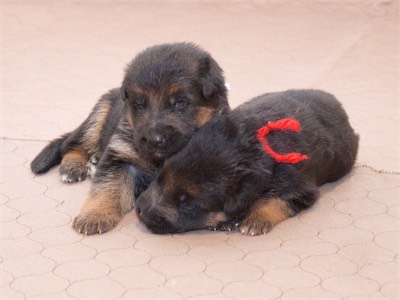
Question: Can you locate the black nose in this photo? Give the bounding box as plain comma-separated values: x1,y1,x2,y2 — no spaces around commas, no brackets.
150,133,166,145
136,201,147,217
142,132,166,148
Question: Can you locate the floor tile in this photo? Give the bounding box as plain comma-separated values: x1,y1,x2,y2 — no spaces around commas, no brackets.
1,1,398,299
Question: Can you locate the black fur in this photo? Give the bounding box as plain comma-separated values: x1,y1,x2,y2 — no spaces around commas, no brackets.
136,89,359,235
31,133,70,174
33,42,230,235
31,43,229,182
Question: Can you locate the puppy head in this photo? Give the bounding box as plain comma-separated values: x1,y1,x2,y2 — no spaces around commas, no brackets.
135,154,229,234
121,42,229,163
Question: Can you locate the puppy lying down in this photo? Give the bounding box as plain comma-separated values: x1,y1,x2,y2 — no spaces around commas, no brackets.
136,90,359,235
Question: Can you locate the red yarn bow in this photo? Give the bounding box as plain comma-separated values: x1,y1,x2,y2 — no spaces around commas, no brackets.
257,117,308,164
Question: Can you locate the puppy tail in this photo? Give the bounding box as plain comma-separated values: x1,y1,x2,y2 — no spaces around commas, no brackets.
30,133,70,174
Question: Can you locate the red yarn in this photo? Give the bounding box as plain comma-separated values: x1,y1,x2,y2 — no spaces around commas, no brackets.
257,118,309,164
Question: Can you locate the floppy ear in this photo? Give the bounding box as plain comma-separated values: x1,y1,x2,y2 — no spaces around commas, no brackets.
198,56,227,100
120,85,128,101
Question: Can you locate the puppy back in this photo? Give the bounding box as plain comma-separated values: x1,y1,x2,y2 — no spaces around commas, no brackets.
232,89,359,185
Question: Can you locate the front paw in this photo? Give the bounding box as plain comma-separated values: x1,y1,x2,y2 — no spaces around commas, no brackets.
239,217,274,236
208,219,239,232
72,213,120,235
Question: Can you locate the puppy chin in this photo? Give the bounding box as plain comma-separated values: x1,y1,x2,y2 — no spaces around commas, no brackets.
136,148,168,165
148,148,181,164
152,150,167,160
205,212,228,227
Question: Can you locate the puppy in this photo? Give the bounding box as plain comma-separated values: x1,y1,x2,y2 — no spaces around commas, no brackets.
31,42,229,234
136,89,359,235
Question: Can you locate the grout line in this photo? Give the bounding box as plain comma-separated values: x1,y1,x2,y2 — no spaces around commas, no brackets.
1,136,50,143
354,164,400,176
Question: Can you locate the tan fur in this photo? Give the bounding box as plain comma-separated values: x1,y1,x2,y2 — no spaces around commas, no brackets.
163,172,201,199
81,99,111,155
62,147,88,163
205,212,228,227
197,107,215,126
88,167,135,214
148,83,182,111
73,167,135,234
108,136,139,163
239,197,293,235
60,98,111,183
166,83,182,95
60,147,89,175
75,192,122,235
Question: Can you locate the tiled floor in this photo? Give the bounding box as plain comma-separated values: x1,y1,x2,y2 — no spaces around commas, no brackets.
1,1,399,299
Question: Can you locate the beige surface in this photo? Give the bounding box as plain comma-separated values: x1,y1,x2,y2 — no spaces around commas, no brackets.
1,1,399,299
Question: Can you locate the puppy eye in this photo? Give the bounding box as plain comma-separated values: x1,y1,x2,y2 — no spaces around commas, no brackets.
121,86,129,101
173,99,188,110
135,103,146,110
180,203,196,210
133,98,147,110
178,194,188,203
175,100,186,109
178,194,196,211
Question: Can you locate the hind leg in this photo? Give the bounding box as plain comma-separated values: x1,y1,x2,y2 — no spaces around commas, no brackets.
59,89,120,183
60,147,90,182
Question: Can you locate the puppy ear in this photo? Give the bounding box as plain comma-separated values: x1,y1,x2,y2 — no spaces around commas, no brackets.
198,56,227,100
120,85,128,101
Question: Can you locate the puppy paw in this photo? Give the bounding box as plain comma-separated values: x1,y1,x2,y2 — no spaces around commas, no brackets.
239,197,292,236
60,162,88,183
60,148,90,183
72,213,120,235
208,219,238,232
239,217,274,236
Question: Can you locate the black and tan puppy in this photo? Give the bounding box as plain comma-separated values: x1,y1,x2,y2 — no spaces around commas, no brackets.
136,89,359,235
31,42,229,234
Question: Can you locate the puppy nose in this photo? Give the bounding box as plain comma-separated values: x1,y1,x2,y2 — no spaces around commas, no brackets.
136,202,147,217
136,196,151,217
148,132,166,147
